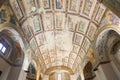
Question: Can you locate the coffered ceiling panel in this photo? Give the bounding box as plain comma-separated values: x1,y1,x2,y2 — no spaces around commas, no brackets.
9,0,106,73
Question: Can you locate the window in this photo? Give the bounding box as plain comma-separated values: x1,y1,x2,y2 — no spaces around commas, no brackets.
58,73,62,80
0,43,6,53
0,38,10,55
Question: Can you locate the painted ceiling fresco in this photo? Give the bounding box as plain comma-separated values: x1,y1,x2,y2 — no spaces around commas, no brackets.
9,0,107,73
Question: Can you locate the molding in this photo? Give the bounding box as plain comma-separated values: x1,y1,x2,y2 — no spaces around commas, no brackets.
44,66,74,75
93,60,111,71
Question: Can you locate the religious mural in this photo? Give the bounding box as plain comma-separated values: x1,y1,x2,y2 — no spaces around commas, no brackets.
87,23,97,41
30,38,37,51
74,33,84,46
35,33,45,46
96,31,109,55
22,0,37,13
55,0,65,10
76,18,89,34
100,10,120,27
87,48,96,65
42,13,53,31
22,20,32,40
94,4,106,23
10,0,23,20
55,13,65,29
69,0,80,13
82,0,95,17
82,38,91,53
0,5,15,25
67,15,78,31
8,0,120,75
43,0,51,9
33,16,42,34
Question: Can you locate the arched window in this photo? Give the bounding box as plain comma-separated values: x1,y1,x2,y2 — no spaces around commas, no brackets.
0,38,10,55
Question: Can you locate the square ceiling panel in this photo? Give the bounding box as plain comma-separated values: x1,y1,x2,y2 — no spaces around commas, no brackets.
81,0,97,18
76,17,89,34
82,37,91,53
87,23,97,41
67,15,79,31
68,0,80,13
32,15,43,34
54,0,66,11
72,44,80,53
35,33,45,46
29,38,37,52
74,33,84,46
55,13,65,30
42,13,54,31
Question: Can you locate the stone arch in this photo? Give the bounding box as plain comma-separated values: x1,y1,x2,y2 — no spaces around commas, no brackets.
0,27,25,65
93,24,120,80
94,24,120,63
0,26,25,80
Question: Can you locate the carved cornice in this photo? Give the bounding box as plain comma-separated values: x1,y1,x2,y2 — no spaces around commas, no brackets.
45,66,75,75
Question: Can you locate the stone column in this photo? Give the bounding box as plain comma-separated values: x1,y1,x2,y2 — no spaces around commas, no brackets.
93,62,118,80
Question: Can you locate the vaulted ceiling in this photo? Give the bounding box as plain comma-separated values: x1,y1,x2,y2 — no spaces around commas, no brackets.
8,0,107,73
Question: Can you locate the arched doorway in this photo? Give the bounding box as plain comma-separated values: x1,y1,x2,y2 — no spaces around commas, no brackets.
0,28,25,80
94,26,120,80
26,63,37,80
